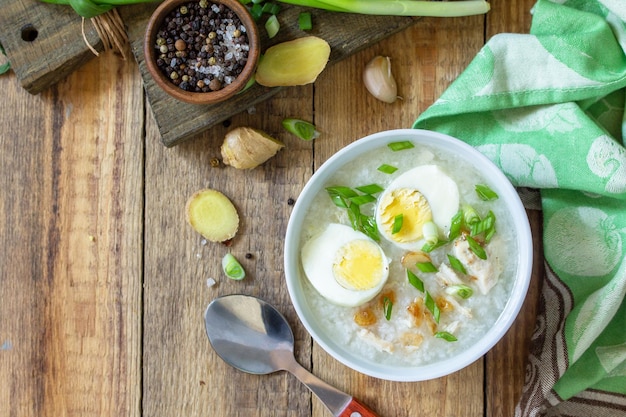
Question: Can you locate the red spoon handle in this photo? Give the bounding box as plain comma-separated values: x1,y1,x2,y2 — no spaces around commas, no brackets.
338,397,380,417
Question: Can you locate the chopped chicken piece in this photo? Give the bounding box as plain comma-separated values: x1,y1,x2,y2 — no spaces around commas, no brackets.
435,263,465,287
358,329,394,353
453,238,499,294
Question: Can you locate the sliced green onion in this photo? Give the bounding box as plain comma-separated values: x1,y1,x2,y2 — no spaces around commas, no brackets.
447,254,467,274
407,270,424,292
466,236,487,260
377,164,398,174
392,214,403,234
416,261,438,273
355,183,384,195
328,186,380,241
0,42,10,75
445,284,473,299
281,118,320,140
448,210,463,241
387,141,414,151
475,184,499,201
250,3,264,20
326,186,357,208
463,204,480,225
222,253,246,280
383,297,393,320
298,12,313,30
424,291,440,323
349,194,377,206
421,239,447,253
470,210,496,239
422,221,439,246
265,14,280,38
435,331,457,342
262,2,281,14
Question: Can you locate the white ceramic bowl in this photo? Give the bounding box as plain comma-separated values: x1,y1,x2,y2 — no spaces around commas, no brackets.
284,129,533,382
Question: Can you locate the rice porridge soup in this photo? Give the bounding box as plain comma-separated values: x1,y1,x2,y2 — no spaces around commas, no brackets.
298,141,518,366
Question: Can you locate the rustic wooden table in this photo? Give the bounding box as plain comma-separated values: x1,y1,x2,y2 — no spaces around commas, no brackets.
1,0,544,415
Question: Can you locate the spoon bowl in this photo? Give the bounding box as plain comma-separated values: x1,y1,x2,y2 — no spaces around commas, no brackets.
204,294,380,417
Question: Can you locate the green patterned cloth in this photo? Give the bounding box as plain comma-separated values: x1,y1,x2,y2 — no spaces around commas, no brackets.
413,0,626,415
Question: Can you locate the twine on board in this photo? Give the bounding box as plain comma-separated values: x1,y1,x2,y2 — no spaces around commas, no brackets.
81,8,128,58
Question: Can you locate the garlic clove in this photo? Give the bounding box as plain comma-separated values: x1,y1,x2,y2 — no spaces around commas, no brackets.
363,55,399,104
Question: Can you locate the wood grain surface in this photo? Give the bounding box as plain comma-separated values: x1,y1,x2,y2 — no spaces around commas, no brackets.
0,1,541,416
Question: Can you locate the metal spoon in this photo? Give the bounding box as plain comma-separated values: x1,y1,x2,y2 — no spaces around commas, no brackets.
204,294,380,417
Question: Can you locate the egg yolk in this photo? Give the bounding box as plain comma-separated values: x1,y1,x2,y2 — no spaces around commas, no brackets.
378,188,432,243
332,239,385,291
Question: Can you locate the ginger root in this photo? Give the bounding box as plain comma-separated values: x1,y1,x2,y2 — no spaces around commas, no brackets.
221,127,284,169
255,36,331,87
186,189,239,243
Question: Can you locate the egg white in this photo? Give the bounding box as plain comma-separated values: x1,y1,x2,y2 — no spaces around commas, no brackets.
301,223,390,307
376,164,460,248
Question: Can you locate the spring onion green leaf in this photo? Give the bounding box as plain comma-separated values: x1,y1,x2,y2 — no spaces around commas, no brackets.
435,331,457,342
222,253,246,280
274,0,491,17
265,14,280,38
447,254,467,274
387,141,414,151
422,221,439,246
448,210,463,241
416,261,438,273
0,42,10,75
392,214,403,234
383,297,393,320
377,164,398,174
356,183,384,195
466,235,487,260
281,118,320,140
445,284,473,299
475,184,499,201
407,270,424,292
463,204,480,225
239,0,252,4
298,11,313,30
424,291,440,323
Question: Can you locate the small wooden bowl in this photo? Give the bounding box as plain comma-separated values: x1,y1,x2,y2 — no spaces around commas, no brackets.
144,0,260,105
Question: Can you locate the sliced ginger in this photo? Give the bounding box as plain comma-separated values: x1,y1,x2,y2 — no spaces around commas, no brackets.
221,127,284,169
186,189,239,243
255,36,331,87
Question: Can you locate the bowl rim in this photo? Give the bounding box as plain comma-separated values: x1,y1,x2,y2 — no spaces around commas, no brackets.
284,128,534,382
143,0,260,105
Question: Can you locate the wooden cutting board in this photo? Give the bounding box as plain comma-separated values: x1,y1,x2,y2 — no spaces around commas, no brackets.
0,0,418,146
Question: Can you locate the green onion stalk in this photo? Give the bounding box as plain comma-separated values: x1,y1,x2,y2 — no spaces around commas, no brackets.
39,0,157,18
274,0,490,17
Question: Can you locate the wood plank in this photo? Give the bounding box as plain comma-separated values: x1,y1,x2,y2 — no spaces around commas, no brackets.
121,4,419,147
141,78,315,416
311,13,486,417
0,0,102,94
0,51,143,416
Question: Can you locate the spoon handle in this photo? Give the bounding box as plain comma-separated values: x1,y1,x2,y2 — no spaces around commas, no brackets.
338,397,380,417
287,360,380,417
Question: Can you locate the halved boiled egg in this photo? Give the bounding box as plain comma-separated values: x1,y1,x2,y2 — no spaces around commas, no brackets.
301,223,390,307
375,164,459,248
